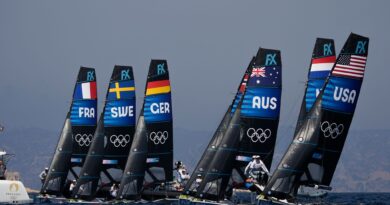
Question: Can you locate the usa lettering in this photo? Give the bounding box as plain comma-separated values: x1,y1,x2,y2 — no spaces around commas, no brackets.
333,87,356,103
111,106,134,118
151,102,170,114
252,96,277,110
79,107,95,118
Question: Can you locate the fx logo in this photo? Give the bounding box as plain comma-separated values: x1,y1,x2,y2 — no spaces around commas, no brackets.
355,41,367,54
87,71,95,81
121,69,131,80
323,43,333,56
157,63,166,75
265,54,277,66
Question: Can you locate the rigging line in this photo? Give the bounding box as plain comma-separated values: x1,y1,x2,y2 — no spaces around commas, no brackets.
264,81,306,168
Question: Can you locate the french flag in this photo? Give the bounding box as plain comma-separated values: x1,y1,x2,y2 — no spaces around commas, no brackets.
74,82,97,100
309,56,336,79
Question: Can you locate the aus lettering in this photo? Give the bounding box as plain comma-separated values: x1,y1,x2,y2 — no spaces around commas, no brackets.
79,107,95,118
333,87,356,104
151,102,170,114
111,106,134,118
252,96,277,110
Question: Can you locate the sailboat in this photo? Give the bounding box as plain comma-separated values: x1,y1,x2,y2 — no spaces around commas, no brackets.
294,38,336,198
116,59,174,201
182,57,255,199
181,48,282,204
181,57,255,201
71,66,136,200
259,33,369,204
41,67,98,196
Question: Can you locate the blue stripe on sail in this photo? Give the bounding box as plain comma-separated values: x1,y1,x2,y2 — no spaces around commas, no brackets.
321,77,362,113
305,79,325,111
309,71,330,79
240,87,281,119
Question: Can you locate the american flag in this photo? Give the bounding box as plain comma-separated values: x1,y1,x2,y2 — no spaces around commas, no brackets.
332,55,367,78
251,67,266,77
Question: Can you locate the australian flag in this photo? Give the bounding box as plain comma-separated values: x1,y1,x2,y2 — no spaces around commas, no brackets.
248,66,281,87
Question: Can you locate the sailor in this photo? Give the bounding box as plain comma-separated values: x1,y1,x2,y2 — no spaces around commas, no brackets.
110,183,119,198
0,160,6,180
69,180,76,192
39,167,49,183
175,161,190,184
244,155,270,184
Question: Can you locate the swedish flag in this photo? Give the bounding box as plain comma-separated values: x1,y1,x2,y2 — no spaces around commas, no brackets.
107,81,135,100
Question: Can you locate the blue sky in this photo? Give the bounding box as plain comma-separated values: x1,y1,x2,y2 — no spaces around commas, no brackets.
0,1,389,134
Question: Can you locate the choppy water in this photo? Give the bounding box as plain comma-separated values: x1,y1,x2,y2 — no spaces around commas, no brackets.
29,193,390,205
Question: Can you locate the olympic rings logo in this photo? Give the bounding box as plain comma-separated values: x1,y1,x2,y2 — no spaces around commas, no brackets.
149,131,168,145
74,134,93,147
246,128,272,143
320,121,344,139
110,134,131,147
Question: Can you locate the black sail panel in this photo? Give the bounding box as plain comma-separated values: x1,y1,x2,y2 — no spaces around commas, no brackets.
263,33,369,201
294,38,336,135
72,66,136,199
236,48,282,183
143,60,174,183
72,116,105,200
196,101,243,201
183,57,255,195
296,38,337,186
41,67,97,195
41,115,73,195
117,112,148,200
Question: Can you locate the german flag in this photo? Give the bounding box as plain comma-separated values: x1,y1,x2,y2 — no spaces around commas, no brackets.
146,80,171,96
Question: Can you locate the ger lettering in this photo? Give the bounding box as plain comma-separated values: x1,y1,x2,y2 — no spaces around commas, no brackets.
151,102,170,114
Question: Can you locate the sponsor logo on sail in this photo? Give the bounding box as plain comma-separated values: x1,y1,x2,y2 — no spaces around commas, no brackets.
110,134,131,147
246,128,271,143
74,134,93,146
149,131,169,145
320,121,344,139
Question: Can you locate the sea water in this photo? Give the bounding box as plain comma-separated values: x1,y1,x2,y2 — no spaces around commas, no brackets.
29,193,390,205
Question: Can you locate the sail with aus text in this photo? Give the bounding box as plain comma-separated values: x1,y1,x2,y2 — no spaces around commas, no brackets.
72,66,136,200
263,33,369,202
41,67,97,196
235,48,282,187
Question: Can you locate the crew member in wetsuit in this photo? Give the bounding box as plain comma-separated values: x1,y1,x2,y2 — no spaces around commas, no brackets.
39,167,49,184
244,155,270,185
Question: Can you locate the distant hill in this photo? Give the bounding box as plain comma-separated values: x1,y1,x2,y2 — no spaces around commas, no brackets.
1,126,389,192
